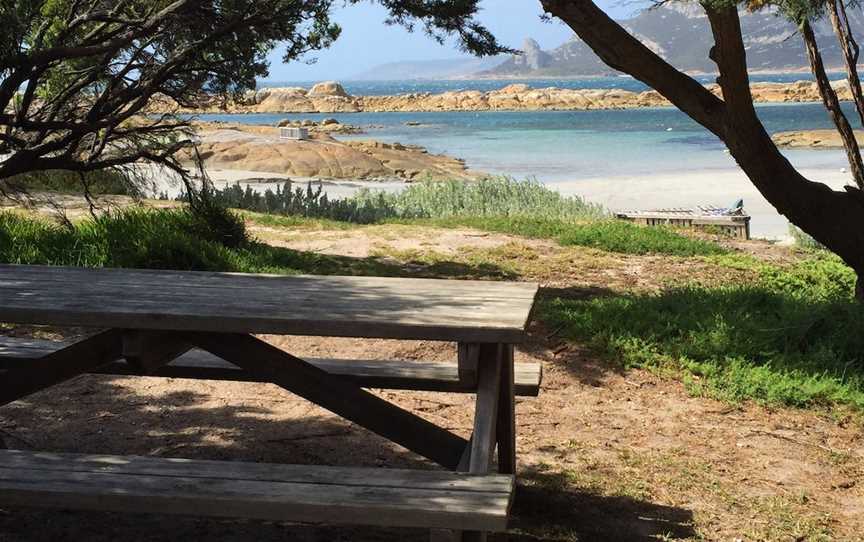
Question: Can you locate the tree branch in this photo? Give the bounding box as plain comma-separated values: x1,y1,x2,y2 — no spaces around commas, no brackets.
539,0,726,137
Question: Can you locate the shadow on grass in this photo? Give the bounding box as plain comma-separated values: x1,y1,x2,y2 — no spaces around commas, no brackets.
130,240,520,281
511,467,695,541
542,283,864,408
263,245,518,280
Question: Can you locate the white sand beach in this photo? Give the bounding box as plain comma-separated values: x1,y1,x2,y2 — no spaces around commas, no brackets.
554,165,852,240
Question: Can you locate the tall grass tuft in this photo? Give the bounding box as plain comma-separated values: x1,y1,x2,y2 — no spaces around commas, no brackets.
195,177,607,223
368,177,608,220
0,207,254,271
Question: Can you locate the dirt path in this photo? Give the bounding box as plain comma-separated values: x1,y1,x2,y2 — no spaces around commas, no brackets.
1,225,861,541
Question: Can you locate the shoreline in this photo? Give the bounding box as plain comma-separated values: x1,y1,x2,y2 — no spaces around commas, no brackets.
154,79,855,115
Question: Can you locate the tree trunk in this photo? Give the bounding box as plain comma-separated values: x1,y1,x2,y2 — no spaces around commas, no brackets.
538,0,864,293
827,0,864,127
801,19,864,189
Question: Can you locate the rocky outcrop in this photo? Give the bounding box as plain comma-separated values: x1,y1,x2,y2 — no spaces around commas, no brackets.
772,128,864,149
187,125,476,181
156,79,855,114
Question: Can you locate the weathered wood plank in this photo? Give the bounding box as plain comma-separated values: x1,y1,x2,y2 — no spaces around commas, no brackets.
0,265,538,343
458,343,480,388
469,345,502,475
189,333,469,469
0,330,124,407
0,339,542,396
0,450,513,531
496,345,517,475
463,344,504,542
0,450,512,492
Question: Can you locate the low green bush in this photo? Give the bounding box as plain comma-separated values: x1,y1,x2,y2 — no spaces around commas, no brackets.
544,255,864,409
557,221,726,257
0,206,257,271
191,176,607,224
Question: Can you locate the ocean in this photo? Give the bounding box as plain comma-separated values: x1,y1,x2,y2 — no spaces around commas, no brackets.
196,78,857,238
257,74,823,95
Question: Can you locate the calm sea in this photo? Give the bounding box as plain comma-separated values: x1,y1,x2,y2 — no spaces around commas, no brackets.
258,74,822,95
197,102,854,182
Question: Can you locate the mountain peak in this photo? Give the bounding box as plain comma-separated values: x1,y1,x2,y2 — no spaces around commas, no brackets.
479,4,864,77
515,37,552,70
522,37,543,51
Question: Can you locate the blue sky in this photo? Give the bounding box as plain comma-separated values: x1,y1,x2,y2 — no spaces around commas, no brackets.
264,0,639,82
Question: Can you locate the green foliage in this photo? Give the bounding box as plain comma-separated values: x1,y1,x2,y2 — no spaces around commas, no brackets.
376,177,608,220
6,169,135,195
0,207,254,271
557,220,727,256
194,181,401,224
200,177,723,256
200,177,606,224
545,255,864,409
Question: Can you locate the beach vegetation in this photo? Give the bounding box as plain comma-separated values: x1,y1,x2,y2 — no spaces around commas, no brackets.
201,177,721,256
545,253,864,409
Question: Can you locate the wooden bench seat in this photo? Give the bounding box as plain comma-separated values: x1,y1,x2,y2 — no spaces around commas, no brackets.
0,338,541,396
0,449,514,531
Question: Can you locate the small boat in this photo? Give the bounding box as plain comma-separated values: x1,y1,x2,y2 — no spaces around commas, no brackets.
615,199,751,239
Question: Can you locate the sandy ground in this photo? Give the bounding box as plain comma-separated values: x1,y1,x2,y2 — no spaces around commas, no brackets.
1,225,862,541
552,165,851,240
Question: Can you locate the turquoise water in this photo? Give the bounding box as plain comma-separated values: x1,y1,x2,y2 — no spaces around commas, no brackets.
260,74,824,95
197,102,856,181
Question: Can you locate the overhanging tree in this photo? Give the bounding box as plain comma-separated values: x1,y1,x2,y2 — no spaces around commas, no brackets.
0,0,506,194
3,0,863,298
539,0,864,299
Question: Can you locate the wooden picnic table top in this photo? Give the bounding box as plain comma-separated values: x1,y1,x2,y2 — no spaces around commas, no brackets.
0,265,538,343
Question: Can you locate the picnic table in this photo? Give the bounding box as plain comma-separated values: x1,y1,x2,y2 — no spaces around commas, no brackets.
0,264,540,541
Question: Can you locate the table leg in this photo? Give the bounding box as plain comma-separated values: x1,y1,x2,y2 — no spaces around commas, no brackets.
496,345,516,475
461,343,504,542
122,330,191,375
0,329,124,407
188,332,469,469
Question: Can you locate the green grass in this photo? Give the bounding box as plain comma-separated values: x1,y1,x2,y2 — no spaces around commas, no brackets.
404,216,726,257
0,208,513,279
203,177,607,224
204,177,726,257
544,254,864,409
0,208,388,276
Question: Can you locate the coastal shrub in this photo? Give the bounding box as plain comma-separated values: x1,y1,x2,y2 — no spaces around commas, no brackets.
377,177,607,220
544,255,864,409
193,177,606,224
